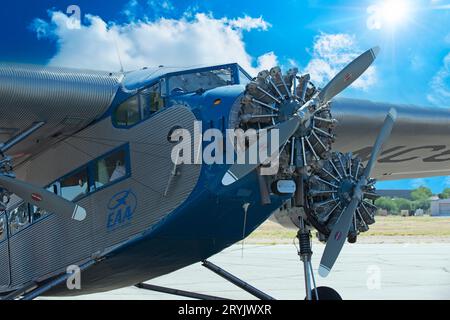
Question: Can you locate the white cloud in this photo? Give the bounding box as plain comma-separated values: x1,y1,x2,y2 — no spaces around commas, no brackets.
303,33,377,90
122,0,175,21
256,52,278,71
427,53,450,107
31,11,274,75
226,15,271,31
30,18,52,40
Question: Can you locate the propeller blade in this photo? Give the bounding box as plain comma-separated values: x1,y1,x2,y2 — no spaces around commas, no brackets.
319,196,359,277
317,47,380,104
222,116,301,186
318,108,397,277
363,107,397,179
0,175,86,221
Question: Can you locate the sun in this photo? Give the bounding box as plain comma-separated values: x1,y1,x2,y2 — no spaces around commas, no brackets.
380,0,410,26
367,0,412,30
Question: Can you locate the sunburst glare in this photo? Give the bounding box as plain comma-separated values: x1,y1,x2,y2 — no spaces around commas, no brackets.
367,0,413,30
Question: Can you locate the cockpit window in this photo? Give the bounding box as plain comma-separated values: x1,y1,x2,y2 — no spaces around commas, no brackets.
114,82,164,127
168,67,233,95
238,68,252,85
114,96,140,126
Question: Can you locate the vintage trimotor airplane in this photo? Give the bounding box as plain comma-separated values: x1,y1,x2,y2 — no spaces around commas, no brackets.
0,46,450,300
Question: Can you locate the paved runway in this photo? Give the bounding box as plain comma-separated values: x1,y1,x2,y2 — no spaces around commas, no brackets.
49,242,450,300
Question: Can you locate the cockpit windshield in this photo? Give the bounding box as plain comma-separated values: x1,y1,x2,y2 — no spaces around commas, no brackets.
167,67,233,95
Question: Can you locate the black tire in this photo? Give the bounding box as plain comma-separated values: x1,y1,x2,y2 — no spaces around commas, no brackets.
307,286,342,300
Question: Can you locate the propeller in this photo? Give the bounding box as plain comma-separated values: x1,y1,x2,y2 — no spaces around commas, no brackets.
222,46,380,187
0,175,87,221
318,107,397,277
316,47,380,104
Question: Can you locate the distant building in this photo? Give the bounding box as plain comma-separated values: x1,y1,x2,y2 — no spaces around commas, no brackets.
431,199,450,216
400,210,409,217
376,189,413,200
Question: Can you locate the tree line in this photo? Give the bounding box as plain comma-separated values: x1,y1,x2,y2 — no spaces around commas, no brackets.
375,186,450,215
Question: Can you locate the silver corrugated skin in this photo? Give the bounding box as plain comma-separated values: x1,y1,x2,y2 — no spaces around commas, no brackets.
0,63,123,160
0,106,201,289
0,239,9,286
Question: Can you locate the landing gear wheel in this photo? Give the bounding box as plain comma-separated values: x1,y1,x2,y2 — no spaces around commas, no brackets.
307,286,342,300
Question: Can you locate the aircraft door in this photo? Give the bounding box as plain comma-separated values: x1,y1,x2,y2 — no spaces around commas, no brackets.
0,212,11,288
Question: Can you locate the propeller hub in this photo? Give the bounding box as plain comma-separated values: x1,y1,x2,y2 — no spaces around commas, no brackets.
337,179,356,205
278,100,302,121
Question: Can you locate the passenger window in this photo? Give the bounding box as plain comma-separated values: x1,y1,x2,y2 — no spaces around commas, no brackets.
31,206,50,222
0,214,5,241
113,82,163,127
60,168,89,201
8,203,30,235
30,184,56,222
95,148,128,189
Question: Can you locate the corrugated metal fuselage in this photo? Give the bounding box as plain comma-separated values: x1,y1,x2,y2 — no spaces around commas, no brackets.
0,84,287,296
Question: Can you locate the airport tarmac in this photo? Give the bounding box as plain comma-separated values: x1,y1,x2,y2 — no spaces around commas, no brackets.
45,242,450,300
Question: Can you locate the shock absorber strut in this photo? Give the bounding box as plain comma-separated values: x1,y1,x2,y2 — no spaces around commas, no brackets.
297,217,318,300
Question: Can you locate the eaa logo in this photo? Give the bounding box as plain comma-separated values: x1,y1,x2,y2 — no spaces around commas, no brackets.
106,190,137,231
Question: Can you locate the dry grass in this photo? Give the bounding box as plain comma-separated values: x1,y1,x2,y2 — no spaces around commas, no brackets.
363,215,450,237
246,216,450,244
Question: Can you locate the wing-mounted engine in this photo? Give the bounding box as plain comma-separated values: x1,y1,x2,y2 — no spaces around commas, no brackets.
227,47,383,249
232,67,336,176
304,152,377,242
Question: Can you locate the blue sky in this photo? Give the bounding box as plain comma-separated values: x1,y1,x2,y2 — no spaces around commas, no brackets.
1,0,449,192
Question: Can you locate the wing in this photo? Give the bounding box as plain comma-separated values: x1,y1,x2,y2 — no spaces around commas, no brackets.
332,98,450,180
0,63,123,165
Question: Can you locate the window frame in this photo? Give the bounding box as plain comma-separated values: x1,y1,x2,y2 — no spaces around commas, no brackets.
91,144,132,193
113,95,141,127
51,143,131,202
112,81,165,129
166,66,235,96
237,65,252,84
59,166,90,202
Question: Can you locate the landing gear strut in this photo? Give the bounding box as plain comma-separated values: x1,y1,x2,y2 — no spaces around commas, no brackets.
297,217,342,300
297,217,318,300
